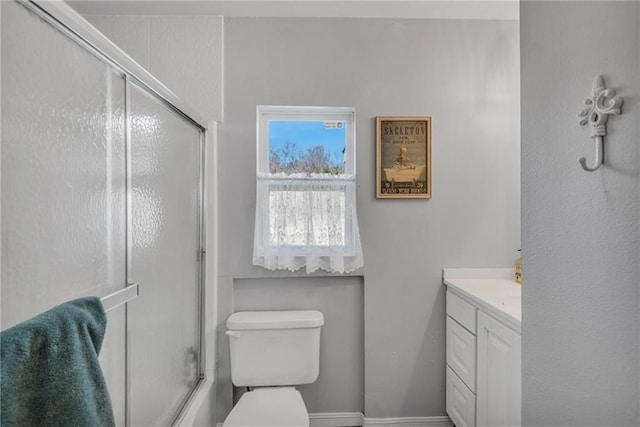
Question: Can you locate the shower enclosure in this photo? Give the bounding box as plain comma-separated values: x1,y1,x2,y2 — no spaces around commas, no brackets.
1,1,208,425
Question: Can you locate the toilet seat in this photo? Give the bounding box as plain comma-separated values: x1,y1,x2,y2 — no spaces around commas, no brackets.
223,387,309,427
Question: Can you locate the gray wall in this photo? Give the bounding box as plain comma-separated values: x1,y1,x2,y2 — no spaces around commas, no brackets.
218,17,520,420
521,1,640,425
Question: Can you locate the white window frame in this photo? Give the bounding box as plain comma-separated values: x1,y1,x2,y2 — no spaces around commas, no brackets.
255,105,357,257
256,105,356,176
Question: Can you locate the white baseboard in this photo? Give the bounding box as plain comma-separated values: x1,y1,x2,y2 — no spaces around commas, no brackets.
309,413,452,427
310,412,363,426
219,413,452,427
363,415,452,427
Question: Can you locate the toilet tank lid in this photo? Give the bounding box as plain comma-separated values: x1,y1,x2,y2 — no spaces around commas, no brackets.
226,310,324,330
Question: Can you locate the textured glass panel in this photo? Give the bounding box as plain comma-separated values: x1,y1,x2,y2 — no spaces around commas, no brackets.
100,305,127,426
1,2,127,424
129,84,202,426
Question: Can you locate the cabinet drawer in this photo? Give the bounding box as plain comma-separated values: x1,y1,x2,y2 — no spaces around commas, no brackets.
447,291,477,333
447,316,477,391
447,366,476,427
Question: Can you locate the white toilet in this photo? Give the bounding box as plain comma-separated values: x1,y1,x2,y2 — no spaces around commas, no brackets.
223,310,324,427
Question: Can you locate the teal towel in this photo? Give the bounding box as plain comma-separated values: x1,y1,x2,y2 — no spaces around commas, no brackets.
0,297,115,427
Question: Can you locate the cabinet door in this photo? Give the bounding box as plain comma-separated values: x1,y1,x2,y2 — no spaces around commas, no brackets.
476,311,521,427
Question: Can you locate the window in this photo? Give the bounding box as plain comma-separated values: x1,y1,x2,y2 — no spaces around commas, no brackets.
253,106,363,273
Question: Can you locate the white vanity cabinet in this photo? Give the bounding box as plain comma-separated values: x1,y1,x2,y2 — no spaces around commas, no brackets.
444,269,521,427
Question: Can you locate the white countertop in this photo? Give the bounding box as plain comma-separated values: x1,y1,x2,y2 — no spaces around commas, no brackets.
443,268,521,333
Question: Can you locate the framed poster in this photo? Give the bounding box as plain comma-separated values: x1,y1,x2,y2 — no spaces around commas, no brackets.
376,116,432,199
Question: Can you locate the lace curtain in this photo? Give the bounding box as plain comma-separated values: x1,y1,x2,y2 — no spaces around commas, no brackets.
253,173,363,273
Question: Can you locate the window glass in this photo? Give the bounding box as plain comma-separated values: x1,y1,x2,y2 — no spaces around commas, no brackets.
257,106,355,176
268,120,346,175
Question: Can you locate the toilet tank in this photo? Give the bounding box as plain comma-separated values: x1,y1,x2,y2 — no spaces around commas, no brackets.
226,310,324,387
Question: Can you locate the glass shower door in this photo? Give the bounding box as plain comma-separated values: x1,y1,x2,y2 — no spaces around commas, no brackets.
128,83,203,426
2,2,206,425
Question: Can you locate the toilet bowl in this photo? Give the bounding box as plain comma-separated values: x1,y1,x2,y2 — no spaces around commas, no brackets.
222,310,324,427
223,387,308,427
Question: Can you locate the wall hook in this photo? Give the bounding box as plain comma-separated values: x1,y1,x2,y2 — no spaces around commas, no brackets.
576,75,623,172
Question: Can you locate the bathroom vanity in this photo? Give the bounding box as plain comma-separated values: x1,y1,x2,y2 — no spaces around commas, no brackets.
443,269,521,427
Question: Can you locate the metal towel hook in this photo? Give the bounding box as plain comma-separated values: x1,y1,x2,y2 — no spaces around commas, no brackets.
576,75,623,172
